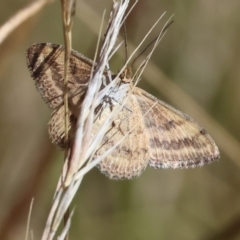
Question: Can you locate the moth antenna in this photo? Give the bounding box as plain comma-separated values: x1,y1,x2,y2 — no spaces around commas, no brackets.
131,20,174,69
123,22,128,64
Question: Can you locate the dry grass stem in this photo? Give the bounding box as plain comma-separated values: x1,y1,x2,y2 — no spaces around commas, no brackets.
61,0,76,151
60,1,76,238
57,209,74,240
0,0,52,46
41,1,130,239
63,10,107,186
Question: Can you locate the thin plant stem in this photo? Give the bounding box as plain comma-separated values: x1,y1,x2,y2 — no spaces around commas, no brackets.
60,0,76,239
0,0,52,46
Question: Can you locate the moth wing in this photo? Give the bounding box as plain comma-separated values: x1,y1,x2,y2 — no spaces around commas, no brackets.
134,88,220,169
95,94,150,180
26,43,93,109
48,105,77,148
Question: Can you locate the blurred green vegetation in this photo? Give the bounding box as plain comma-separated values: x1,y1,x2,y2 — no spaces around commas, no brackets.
0,0,240,239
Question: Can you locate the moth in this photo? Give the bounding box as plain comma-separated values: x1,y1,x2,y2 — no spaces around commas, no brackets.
26,43,220,179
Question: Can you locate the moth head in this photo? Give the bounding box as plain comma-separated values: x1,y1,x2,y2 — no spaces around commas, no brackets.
120,67,132,84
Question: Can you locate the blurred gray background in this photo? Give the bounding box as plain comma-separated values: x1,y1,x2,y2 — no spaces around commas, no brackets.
0,0,240,239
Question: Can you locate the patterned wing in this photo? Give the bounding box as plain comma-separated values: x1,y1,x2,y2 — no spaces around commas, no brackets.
133,88,220,169
48,105,77,148
26,43,93,109
95,93,150,180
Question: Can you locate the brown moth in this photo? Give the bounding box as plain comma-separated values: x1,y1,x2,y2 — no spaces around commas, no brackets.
26,43,220,180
